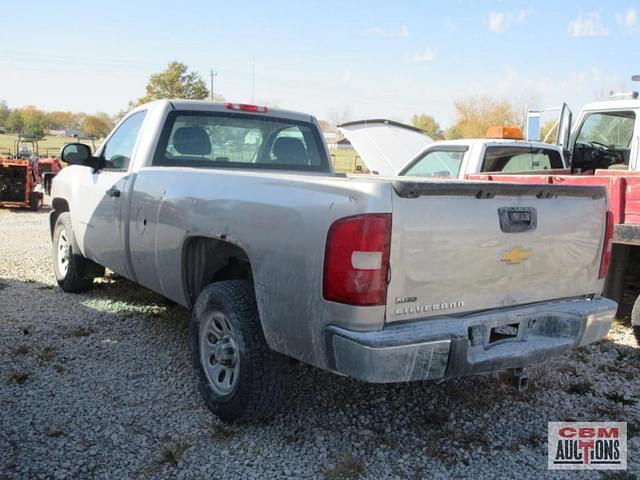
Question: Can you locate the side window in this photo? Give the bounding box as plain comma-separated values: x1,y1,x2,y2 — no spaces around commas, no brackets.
402,149,466,177
530,148,563,169
482,146,563,172
102,111,146,170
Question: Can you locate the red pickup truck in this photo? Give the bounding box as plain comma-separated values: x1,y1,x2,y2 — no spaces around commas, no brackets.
471,92,640,342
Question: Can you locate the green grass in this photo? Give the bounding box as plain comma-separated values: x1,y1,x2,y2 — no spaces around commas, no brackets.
329,148,367,174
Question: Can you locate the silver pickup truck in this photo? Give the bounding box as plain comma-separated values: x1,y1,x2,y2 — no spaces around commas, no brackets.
50,100,616,421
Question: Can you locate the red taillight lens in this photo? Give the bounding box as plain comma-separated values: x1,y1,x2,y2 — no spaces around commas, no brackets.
598,211,614,279
224,102,268,113
323,214,391,306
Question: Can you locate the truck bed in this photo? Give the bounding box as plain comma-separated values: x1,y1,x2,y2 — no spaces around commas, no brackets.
468,170,640,227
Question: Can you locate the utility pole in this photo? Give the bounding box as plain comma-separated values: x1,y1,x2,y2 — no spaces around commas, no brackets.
251,56,255,103
209,69,218,101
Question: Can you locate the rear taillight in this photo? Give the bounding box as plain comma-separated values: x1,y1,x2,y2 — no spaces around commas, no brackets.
598,211,614,279
224,102,268,113
323,214,391,306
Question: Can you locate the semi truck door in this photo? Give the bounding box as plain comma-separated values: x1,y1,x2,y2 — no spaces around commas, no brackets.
556,103,573,150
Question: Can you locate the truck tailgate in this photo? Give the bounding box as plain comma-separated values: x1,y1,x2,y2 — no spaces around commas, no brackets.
386,180,608,323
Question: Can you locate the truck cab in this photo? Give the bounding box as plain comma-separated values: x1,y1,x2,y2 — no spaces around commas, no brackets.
567,98,639,173
337,120,567,178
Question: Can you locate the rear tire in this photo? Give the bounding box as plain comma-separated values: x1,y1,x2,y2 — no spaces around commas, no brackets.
191,280,287,422
52,213,101,292
29,192,42,211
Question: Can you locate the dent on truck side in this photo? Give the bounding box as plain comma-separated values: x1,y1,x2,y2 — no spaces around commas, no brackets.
127,169,394,368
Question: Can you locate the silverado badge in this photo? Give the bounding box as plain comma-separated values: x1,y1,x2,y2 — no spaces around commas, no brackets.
500,247,532,265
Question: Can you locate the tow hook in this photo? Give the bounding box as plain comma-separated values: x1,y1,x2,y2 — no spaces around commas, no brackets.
510,368,528,392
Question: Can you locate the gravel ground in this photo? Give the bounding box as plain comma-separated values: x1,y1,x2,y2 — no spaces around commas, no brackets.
1,206,639,480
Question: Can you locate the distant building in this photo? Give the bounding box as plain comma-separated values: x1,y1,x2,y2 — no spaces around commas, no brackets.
336,137,352,149
49,128,86,138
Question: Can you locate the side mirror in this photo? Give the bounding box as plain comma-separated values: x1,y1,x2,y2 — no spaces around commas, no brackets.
61,143,101,169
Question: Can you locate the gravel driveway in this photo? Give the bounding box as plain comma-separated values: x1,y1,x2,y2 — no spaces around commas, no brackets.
1,207,639,480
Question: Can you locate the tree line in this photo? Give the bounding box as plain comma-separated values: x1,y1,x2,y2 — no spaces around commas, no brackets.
411,96,527,141
0,102,115,139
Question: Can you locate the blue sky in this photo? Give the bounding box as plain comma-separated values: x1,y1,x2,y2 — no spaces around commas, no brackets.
1,0,638,126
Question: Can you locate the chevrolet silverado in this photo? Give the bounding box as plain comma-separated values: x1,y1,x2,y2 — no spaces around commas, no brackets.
50,100,616,421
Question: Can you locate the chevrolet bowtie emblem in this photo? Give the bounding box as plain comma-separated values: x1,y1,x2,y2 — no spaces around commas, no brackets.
500,247,532,265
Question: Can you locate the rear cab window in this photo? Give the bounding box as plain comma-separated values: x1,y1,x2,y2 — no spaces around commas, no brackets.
153,111,329,172
481,145,563,173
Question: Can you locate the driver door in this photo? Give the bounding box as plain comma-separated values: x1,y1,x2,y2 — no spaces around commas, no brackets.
73,111,146,278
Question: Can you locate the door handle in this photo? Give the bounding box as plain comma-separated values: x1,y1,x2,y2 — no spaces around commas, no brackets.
106,186,121,198
498,207,537,233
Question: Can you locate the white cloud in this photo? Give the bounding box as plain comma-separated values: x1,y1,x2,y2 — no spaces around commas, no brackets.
616,8,637,29
517,8,532,22
488,12,513,33
341,70,351,84
407,48,436,64
488,8,532,33
568,12,610,37
361,25,409,38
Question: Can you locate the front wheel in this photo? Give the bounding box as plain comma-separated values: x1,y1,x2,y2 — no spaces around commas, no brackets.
52,213,102,292
191,280,287,422
631,294,640,345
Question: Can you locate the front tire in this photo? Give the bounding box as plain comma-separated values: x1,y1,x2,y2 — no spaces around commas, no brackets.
631,294,640,345
191,280,287,422
52,213,101,292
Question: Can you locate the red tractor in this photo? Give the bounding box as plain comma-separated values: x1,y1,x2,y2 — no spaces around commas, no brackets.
0,136,62,211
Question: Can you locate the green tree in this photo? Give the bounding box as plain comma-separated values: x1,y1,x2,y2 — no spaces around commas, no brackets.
81,115,112,139
6,110,24,133
20,106,47,137
448,95,520,139
135,61,213,105
444,125,462,140
411,114,444,140
47,111,76,130
74,112,87,129
0,100,9,127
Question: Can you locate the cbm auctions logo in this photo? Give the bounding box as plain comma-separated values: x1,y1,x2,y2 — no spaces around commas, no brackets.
548,422,627,470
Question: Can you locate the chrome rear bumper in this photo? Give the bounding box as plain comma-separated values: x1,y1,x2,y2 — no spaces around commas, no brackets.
326,297,616,383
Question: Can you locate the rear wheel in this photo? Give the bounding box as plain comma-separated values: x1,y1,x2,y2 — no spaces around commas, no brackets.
29,192,42,211
191,280,287,422
52,213,102,292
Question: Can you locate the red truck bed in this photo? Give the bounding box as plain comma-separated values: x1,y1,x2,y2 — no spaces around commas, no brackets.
469,169,640,310
468,170,640,227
